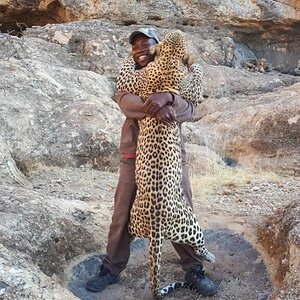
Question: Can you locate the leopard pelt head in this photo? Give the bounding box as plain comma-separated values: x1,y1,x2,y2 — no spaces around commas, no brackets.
150,30,190,65
138,30,191,98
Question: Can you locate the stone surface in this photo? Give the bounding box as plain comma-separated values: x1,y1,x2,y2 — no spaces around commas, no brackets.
184,143,226,175
1,1,300,72
0,2,299,300
1,20,299,175
258,201,300,300
185,82,300,175
69,230,272,300
0,244,77,300
0,31,122,171
0,166,119,299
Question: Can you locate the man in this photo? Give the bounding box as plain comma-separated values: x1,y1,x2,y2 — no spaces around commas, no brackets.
86,27,217,297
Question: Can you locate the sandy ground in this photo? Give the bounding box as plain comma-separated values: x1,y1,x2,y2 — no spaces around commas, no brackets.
29,166,300,300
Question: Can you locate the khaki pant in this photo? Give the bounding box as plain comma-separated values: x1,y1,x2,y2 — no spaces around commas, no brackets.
102,157,203,276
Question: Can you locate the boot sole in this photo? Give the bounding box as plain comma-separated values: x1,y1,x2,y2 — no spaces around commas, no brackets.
86,277,120,292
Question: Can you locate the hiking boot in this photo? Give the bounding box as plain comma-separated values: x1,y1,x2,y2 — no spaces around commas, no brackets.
86,265,119,292
185,266,217,296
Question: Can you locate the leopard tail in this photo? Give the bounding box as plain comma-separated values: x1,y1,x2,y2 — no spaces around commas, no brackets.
160,281,198,297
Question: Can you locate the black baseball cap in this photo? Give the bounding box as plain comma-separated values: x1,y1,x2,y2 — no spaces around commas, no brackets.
129,27,160,44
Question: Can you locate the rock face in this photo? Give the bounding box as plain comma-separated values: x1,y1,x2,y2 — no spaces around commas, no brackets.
1,1,299,27
0,30,122,172
0,167,118,299
0,184,98,299
1,20,298,175
258,201,300,300
1,0,300,73
189,82,300,176
0,1,300,300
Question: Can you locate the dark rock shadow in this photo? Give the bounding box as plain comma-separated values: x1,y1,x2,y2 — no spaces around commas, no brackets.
67,230,271,299
68,238,148,300
201,229,272,300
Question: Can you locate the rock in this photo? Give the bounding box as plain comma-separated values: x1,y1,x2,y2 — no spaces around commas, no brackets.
201,64,299,99
0,180,109,299
1,20,297,173
0,32,122,172
258,201,300,300
0,2,299,299
1,1,300,71
2,0,300,30
191,82,300,175
0,138,32,187
184,143,225,175
0,243,77,300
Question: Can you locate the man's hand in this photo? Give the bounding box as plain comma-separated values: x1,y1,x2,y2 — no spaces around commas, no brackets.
144,93,173,115
155,105,176,126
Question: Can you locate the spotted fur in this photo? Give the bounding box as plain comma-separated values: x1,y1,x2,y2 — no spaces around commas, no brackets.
160,281,198,296
117,30,214,299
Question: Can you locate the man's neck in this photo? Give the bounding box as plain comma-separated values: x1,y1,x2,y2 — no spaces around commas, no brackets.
135,62,142,70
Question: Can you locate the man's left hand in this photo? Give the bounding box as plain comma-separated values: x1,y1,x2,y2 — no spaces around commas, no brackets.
155,105,176,126
144,93,173,115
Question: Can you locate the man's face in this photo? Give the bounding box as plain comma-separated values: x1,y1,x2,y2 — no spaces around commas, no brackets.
131,34,157,68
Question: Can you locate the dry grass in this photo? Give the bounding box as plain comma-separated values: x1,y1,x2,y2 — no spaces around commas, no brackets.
191,164,281,198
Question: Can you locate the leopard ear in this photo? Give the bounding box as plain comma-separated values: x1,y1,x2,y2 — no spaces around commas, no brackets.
185,55,196,67
150,43,161,55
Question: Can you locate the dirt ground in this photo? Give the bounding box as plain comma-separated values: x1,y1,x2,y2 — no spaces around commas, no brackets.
29,166,300,300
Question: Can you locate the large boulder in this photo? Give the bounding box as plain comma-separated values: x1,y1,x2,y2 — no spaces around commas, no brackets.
0,166,118,299
258,201,300,300
184,82,300,175
1,20,299,176
1,1,299,29
0,184,98,299
0,32,122,172
0,243,76,300
0,7,299,299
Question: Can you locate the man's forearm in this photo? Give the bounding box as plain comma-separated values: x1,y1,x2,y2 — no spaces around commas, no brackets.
115,91,194,123
172,94,195,123
143,92,195,123
116,92,147,120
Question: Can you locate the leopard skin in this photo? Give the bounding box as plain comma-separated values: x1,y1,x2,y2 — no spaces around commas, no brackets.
117,30,214,299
